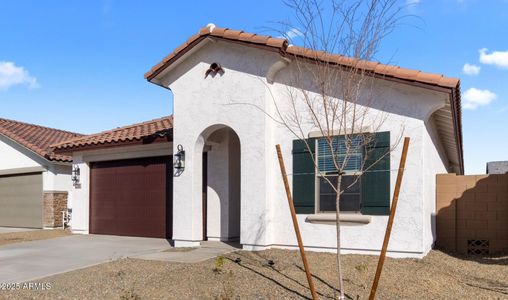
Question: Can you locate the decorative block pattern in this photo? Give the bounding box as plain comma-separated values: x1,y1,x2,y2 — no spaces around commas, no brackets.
436,173,508,254
467,240,489,255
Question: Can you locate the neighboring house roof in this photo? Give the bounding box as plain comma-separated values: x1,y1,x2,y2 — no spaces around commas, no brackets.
52,116,173,153
145,24,464,174
486,161,508,174
0,118,83,163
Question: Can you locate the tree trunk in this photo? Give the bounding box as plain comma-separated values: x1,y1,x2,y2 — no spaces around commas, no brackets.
335,174,345,300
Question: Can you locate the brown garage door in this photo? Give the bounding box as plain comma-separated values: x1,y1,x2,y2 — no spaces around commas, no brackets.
90,156,172,238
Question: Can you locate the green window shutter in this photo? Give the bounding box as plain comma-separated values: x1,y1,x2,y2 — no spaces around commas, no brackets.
361,131,390,215
292,138,316,214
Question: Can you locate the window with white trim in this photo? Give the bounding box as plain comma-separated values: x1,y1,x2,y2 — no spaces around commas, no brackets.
316,136,363,212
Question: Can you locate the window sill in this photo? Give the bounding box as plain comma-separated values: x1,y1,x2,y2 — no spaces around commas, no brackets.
305,213,371,225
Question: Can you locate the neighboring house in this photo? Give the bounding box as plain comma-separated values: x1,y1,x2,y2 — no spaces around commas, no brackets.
52,116,173,237
486,161,508,174
55,24,463,258
0,118,82,228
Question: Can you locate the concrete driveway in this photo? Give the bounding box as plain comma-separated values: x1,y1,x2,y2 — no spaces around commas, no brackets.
0,234,171,283
0,227,37,234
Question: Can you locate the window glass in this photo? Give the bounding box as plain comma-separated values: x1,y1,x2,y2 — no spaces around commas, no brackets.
317,136,362,173
318,175,361,212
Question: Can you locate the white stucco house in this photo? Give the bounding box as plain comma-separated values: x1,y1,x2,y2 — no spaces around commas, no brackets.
0,118,82,228
53,24,463,258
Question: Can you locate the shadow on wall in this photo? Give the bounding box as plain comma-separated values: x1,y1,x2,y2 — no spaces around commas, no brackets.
435,173,508,264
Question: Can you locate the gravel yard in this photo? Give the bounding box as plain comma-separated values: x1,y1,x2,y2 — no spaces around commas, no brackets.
1,249,506,300
0,229,70,246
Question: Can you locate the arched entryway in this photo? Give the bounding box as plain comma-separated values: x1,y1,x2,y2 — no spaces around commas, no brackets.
197,125,241,242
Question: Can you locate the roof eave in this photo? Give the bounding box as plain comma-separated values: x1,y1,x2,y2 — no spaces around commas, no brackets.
145,26,288,84
146,35,209,83
53,134,172,154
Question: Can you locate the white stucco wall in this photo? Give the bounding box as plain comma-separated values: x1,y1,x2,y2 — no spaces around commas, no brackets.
422,118,449,254
68,155,89,233
43,164,72,191
206,129,230,240
160,40,453,257
69,143,172,233
0,134,72,195
153,39,454,257
0,135,41,170
205,128,241,241
165,40,279,247
267,79,450,257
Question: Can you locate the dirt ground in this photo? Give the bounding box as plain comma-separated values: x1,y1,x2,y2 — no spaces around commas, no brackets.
0,229,70,246
0,249,506,300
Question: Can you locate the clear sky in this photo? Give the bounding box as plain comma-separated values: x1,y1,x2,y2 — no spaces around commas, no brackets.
1,0,507,174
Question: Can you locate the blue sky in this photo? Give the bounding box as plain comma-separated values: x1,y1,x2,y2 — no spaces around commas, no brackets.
0,0,507,174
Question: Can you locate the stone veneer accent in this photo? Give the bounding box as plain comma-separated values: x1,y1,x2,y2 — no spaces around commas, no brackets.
43,191,68,228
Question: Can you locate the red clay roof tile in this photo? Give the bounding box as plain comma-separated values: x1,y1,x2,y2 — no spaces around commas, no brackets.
416,72,443,85
0,118,83,162
250,35,270,44
238,32,256,41
356,60,379,71
210,27,228,36
266,37,287,48
395,69,421,80
52,116,173,152
173,43,189,56
187,33,201,43
440,77,460,88
146,24,460,91
223,29,243,39
199,27,211,35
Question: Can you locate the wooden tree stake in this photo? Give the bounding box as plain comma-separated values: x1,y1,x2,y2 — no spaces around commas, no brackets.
369,137,410,300
276,144,318,300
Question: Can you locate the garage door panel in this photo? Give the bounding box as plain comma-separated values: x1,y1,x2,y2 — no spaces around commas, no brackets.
90,156,172,238
0,172,43,228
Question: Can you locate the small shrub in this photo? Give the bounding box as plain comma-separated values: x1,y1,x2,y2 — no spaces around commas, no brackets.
119,289,141,300
355,264,367,272
116,270,126,278
214,255,225,273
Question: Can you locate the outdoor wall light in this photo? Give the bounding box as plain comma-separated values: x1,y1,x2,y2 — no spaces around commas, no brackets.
174,144,185,176
71,165,80,187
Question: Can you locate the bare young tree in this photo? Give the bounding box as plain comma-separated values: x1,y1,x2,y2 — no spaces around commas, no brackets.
271,1,403,299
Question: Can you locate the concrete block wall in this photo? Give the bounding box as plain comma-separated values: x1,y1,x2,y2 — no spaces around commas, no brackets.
436,173,508,254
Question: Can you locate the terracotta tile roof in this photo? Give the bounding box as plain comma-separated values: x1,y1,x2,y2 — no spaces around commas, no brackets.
144,25,287,81
285,45,460,88
52,116,173,152
145,24,463,174
0,118,83,162
144,24,459,90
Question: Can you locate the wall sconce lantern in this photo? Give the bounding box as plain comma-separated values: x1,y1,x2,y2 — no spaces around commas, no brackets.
174,144,185,176
71,165,80,187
